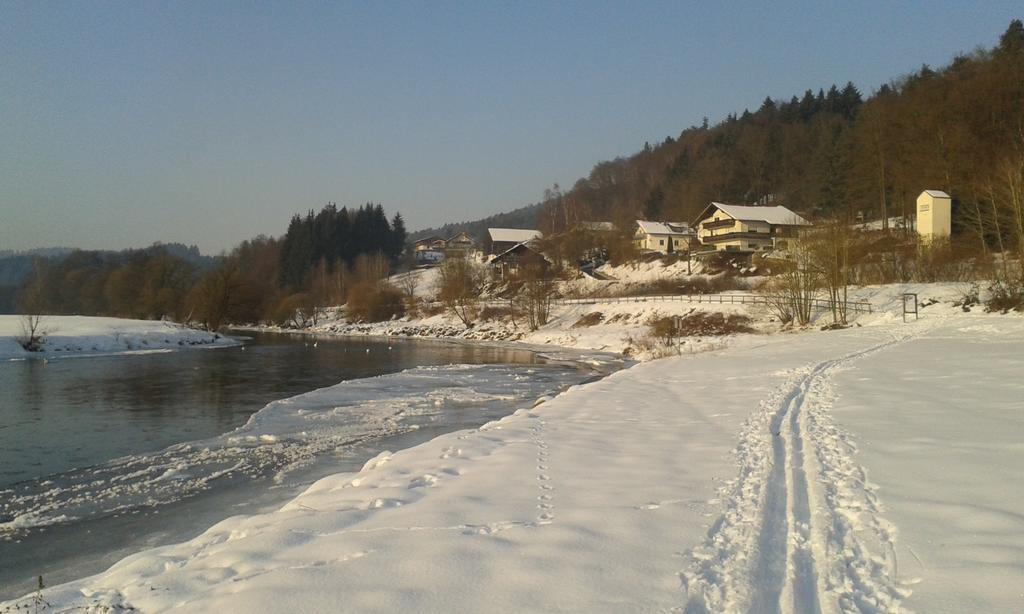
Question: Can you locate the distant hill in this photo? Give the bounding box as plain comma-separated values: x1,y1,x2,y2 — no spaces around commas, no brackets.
409,202,545,244
0,243,215,314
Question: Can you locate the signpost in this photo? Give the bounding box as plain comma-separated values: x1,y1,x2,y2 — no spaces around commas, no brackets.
902,293,919,322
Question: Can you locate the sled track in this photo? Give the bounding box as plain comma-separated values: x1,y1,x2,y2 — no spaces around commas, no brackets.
680,332,917,613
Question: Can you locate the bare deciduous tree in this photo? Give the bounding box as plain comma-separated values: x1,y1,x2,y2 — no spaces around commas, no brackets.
18,314,47,352
16,279,47,351
514,263,557,330
806,220,858,325
760,232,820,326
435,257,484,327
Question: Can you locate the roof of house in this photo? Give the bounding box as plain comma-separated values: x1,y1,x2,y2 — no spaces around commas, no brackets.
446,231,476,243
635,220,695,236
922,189,950,198
696,203,811,226
489,241,552,263
488,228,542,243
413,235,444,245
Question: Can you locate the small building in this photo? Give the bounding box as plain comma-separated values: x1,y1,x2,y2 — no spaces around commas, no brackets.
487,228,543,255
443,231,478,258
916,190,951,244
633,221,696,254
488,242,552,280
413,236,447,265
693,203,810,253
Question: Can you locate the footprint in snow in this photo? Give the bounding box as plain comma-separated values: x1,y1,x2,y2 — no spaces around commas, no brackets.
409,474,438,488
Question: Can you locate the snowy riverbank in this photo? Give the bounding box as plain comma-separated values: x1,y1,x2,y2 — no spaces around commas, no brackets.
3,286,1020,612
285,281,979,360
0,316,238,360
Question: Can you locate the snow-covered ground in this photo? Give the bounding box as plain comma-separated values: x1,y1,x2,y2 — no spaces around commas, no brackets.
4,287,1021,612
306,297,763,359
303,281,978,360
0,315,238,359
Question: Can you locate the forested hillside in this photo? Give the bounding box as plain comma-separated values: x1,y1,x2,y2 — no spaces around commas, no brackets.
457,21,1024,252
408,202,544,243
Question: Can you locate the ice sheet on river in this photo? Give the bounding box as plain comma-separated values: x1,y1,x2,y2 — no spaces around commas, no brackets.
0,362,592,537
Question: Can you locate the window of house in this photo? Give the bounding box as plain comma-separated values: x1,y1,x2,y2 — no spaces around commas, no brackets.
659,239,664,245
749,244,758,249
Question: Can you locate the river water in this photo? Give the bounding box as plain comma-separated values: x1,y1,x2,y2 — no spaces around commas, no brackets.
0,332,616,599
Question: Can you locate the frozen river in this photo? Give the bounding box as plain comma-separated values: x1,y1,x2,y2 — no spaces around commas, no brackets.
0,331,614,599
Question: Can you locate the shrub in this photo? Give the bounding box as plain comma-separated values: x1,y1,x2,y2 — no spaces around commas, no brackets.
346,282,406,322
647,315,680,345
479,305,514,321
571,312,604,328
955,282,981,311
419,302,446,317
17,314,46,351
673,312,754,336
271,292,315,328
986,274,1024,313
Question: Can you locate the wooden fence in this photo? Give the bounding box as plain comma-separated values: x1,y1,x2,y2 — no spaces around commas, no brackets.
471,293,873,314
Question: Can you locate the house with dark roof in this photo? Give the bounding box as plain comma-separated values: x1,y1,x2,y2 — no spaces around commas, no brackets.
488,241,552,280
693,203,810,253
487,228,543,255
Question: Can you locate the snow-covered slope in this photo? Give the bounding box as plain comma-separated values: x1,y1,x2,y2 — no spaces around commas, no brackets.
0,315,237,359
7,308,1021,612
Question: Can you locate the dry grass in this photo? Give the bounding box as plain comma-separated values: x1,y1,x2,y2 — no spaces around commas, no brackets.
479,305,515,321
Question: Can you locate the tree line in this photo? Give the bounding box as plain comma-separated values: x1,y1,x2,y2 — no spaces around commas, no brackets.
279,203,406,290
17,203,407,329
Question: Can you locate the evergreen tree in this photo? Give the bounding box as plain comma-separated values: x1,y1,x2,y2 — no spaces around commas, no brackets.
998,19,1024,55
390,213,407,259
643,186,665,219
798,89,818,121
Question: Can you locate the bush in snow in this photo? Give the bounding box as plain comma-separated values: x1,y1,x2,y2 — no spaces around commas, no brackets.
346,282,406,323
17,313,46,352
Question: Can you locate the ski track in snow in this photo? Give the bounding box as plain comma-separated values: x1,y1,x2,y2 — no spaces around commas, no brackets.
681,329,924,614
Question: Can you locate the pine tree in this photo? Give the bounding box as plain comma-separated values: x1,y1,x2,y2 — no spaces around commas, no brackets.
390,213,407,259
998,19,1024,55
643,186,665,219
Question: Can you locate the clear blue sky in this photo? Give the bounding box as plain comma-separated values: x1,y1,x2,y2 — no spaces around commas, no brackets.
1,1,1019,254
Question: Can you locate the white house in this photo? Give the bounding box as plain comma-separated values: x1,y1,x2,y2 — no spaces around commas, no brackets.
693,203,810,253
633,221,695,254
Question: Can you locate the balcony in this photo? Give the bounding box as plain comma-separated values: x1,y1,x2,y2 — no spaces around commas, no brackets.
702,218,736,230
700,231,773,244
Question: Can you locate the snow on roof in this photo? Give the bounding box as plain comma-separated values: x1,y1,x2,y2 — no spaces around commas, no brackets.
922,190,950,198
699,203,810,226
635,220,694,236
490,241,551,263
488,228,542,243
